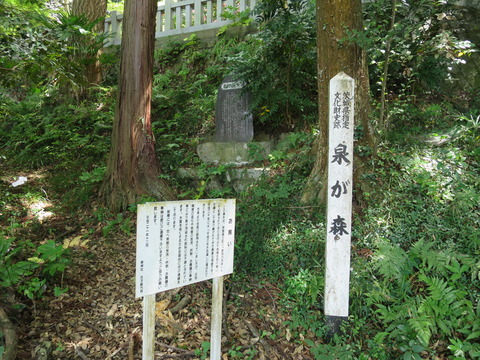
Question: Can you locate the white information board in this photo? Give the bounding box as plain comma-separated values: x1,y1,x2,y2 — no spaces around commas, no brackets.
324,72,354,318
136,199,236,298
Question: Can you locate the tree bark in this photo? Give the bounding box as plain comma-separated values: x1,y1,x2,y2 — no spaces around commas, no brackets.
301,0,374,205
0,307,17,360
100,0,176,212
72,0,107,85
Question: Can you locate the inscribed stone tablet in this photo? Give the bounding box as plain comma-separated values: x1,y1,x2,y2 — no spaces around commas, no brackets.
215,75,254,142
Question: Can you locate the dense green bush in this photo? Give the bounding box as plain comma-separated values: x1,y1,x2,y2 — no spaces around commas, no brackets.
362,0,477,98
230,0,317,131
234,132,316,274
0,90,112,168
0,1,107,97
0,88,114,209
1,232,70,301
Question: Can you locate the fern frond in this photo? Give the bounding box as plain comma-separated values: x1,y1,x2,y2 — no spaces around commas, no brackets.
408,316,433,347
373,331,389,345
374,242,410,281
410,239,451,274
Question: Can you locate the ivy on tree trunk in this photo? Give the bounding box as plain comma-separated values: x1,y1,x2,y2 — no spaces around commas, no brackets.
100,0,176,212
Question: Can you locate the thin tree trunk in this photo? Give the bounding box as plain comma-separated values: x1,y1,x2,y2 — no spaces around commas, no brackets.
100,0,176,212
378,0,397,133
301,0,374,205
72,0,107,85
0,307,17,360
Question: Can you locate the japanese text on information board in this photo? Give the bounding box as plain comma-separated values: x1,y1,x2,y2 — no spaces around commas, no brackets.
136,199,235,298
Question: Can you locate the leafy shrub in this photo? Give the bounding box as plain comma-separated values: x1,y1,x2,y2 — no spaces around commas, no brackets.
0,2,107,97
363,0,477,98
230,0,317,131
350,108,480,358
0,90,112,169
366,240,479,358
0,88,113,209
1,233,71,300
234,132,317,274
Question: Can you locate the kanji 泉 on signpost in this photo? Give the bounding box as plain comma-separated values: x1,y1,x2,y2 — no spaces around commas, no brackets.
324,72,354,333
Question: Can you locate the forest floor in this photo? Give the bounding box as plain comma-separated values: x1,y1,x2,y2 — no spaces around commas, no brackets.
1,166,311,360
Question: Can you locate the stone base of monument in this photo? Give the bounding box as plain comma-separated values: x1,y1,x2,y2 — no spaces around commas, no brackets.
197,141,272,165
178,167,269,192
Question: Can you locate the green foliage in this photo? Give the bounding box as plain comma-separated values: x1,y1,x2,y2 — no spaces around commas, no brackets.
234,131,316,274
452,113,480,162
0,90,112,168
285,268,323,308
362,0,477,98
0,233,71,300
80,166,107,184
102,213,133,237
194,341,210,359
448,335,480,360
0,1,107,97
217,6,253,36
308,342,355,360
0,87,114,209
369,240,477,344
230,0,317,131
345,103,480,359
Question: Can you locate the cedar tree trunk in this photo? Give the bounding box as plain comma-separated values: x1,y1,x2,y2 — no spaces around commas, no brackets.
301,0,374,205
100,0,176,212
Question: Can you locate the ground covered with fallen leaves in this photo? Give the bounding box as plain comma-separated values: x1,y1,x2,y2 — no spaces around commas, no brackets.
1,168,312,360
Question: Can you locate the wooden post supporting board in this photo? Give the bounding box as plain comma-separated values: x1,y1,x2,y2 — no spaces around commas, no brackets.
210,276,224,359
143,294,156,360
136,199,236,359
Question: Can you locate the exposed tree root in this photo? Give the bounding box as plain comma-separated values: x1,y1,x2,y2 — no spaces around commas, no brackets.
169,295,191,315
0,307,17,360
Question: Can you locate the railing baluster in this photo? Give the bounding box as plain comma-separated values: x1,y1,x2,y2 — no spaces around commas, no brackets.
109,11,117,46
156,8,163,35
176,6,182,29
186,4,192,27
194,0,202,26
104,15,111,46
165,0,172,30
206,0,212,24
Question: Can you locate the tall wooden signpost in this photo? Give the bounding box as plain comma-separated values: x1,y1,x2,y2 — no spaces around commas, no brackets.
324,72,354,335
136,199,236,359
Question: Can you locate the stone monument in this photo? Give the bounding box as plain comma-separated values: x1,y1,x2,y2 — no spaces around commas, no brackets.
197,74,270,165
192,75,272,191
214,75,254,142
